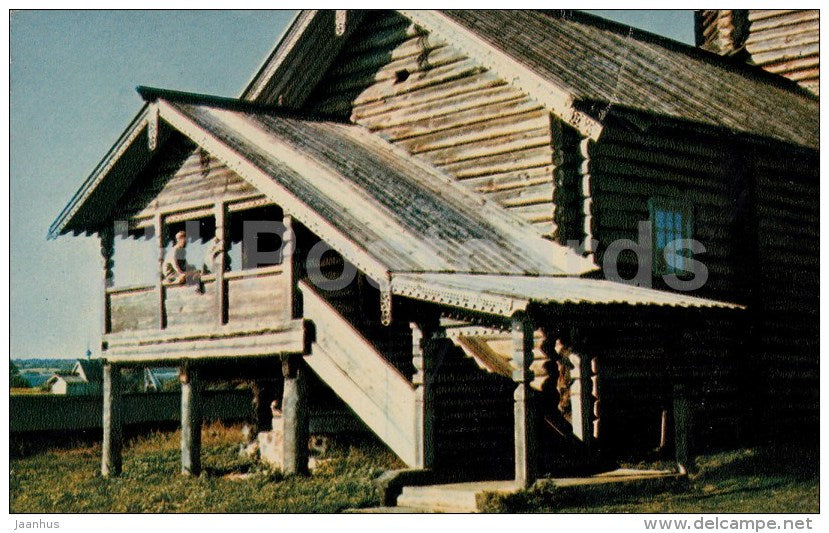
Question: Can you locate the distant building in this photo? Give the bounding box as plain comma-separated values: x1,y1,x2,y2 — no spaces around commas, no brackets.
46,359,103,395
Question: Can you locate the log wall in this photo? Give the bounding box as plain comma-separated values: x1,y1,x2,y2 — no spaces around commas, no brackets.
115,135,260,224
539,305,746,456
304,11,557,237
696,10,819,95
585,118,751,304
430,338,515,477
580,116,818,445
749,142,819,438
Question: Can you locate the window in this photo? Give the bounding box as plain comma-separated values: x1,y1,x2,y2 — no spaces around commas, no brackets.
649,198,693,276
227,205,283,271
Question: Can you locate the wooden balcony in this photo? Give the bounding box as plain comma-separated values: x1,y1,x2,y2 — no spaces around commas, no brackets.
102,265,305,364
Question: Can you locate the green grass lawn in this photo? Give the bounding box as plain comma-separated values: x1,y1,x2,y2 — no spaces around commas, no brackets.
10,423,403,513
484,445,819,513
10,424,818,513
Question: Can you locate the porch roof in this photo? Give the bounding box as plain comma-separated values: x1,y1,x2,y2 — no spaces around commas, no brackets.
391,272,743,317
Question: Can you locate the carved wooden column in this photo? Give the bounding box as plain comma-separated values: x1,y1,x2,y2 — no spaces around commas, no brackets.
512,312,537,488
410,319,443,470
101,363,123,477
281,355,308,475
568,351,589,443
180,364,202,476
214,202,227,325
282,215,297,320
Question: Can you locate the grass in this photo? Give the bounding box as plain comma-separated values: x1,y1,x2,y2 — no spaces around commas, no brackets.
10,388,49,395
10,423,403,513
10,425,818,513
481,444,819,513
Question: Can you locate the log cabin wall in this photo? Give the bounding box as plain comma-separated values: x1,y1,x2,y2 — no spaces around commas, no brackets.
115,134,261,224
748,141,819,439
302,11,558,238
585,118,751,305
695,10,819,95
429,339,515,477
541,305,745,456
578,116,818,444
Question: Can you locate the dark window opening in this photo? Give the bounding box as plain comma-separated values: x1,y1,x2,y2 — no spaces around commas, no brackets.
227,205,283,271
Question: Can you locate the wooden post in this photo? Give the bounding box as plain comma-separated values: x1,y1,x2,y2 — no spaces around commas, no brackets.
101,363,123,477
154,213,167,329
411,319,442,469
281,355,308,475
180,365,202,476
100,225,114,335
214,203,227,325
673,383,693,471
512,312,537,488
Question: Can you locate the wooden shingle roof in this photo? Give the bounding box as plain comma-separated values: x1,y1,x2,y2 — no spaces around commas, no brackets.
407,10,818,150
153,90,596,279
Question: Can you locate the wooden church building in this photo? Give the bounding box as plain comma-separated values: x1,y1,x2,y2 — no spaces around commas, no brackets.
49,10,818,487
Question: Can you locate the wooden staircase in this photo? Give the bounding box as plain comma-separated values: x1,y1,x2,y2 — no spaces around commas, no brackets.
299,280,419,467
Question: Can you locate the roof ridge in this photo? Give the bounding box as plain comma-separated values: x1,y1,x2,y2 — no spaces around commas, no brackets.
137,86,351,123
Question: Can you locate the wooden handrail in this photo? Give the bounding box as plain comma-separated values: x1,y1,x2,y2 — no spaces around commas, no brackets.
106,283,155,295
224,264,284,280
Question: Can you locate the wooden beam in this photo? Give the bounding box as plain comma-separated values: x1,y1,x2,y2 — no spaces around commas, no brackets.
180,365,202,476
154,213,167,329
511,312,537,488
280,356,309,475
101,364,123,477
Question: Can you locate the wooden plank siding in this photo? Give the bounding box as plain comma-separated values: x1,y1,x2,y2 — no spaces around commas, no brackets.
303,11,558,238
114,134,260,224
109,286,158,334
227,269,292,325
165,280,218,328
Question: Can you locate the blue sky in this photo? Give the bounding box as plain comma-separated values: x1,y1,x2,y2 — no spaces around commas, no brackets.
9,10,694,358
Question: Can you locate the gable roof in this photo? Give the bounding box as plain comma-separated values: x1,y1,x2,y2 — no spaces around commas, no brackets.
247,10,817,150
156,90,597,279
74,359,103,383
406,10,818,150
51,87,597,284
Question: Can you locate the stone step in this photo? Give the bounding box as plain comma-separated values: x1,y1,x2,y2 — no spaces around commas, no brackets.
392,470,685,512
396,480,516,513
